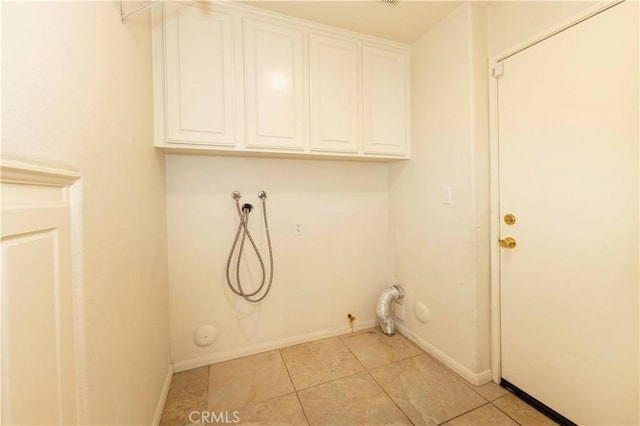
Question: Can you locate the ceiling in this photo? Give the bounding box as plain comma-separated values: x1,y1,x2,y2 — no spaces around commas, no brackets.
239,1,463,44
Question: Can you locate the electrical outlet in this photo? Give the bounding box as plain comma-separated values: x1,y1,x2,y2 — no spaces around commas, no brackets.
441,186,453,204
294,221,303,236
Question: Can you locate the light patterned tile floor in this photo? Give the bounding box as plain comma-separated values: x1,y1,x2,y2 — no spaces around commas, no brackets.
370,355,486,425
160,328,558,426
280,337,364,390
208,350,294,411
298,371,411,425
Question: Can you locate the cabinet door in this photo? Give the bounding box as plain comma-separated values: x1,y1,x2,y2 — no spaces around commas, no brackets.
362,47,408,155
309,35,359,153
1,164,79,426
244,19,305,150
164,3,236,146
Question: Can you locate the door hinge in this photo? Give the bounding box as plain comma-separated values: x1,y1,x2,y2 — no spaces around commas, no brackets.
492,62,504,78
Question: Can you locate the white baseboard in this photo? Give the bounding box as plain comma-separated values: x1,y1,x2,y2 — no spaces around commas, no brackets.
173,319,378,373
153,364,174,426
396,324,492,386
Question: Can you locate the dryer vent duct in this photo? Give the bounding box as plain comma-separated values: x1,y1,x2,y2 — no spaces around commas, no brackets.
376,285,405,336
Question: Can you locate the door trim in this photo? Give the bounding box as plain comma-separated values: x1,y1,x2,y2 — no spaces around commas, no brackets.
488,0,627,383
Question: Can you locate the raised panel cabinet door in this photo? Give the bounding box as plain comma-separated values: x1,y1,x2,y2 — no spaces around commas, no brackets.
244,19,305,150
164,3,236,146
309,34,359,153
363,47,407,156
1,166,78,426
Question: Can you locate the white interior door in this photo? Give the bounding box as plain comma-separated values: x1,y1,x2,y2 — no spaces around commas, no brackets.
498,2,639,424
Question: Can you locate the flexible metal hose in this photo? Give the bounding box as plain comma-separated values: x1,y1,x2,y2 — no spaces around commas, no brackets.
376,285,405,335
225,197,274,303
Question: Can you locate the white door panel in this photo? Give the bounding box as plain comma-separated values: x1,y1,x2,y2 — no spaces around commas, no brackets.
309,34,359,153
498,2,639,424
244,19,305,150
164,3,236,146
362,47,407,156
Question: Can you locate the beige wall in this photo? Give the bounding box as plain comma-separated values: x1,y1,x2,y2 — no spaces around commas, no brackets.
387,0,605,383
165,155,390,368
389,2,491,380
487,1,598,57
2,2,171,424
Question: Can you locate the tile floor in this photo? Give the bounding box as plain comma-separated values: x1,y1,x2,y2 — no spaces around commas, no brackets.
160,328,557,426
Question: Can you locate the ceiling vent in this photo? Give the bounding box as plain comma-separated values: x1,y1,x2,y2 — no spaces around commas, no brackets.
380,0,399,7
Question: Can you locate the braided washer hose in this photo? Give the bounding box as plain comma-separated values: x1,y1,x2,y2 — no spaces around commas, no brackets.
225,191,274,303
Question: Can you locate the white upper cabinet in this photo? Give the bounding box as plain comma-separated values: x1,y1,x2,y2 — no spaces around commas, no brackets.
363,47,408,155
163,3,236,146
152,2,410,160
309,35,359,153
244,19,305,150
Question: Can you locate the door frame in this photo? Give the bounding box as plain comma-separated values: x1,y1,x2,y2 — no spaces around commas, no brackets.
487,0,627,383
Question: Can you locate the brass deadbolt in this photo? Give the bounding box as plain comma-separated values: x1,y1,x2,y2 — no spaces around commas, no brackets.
499,237,517,249
504,214,516,225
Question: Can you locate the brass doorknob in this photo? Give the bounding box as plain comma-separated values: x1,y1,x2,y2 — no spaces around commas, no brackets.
499,237,517,248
